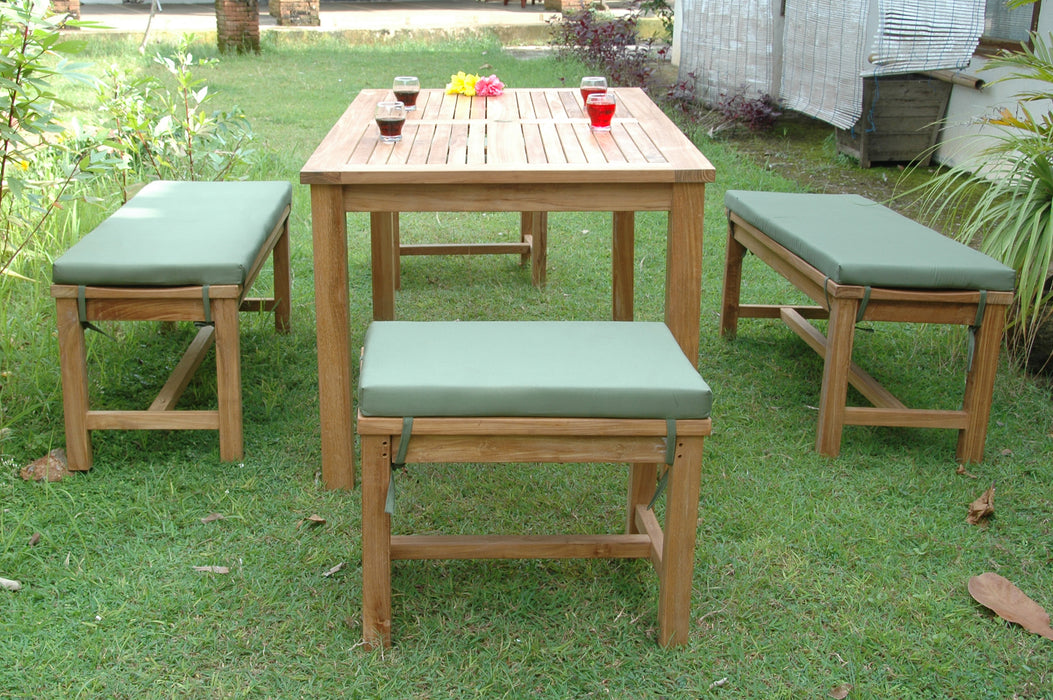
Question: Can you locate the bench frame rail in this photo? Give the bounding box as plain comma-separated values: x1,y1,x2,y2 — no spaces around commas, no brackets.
358,414,712,649
721,211,1012,463
51,204,292,470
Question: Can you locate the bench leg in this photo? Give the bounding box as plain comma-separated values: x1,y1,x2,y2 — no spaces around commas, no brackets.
657,435,704,648
362,434,393,648
815,297,859,458
55,298,93,471
720,220,745,339
625,463,658,534
957,304,1007,463
273,216,292,334
213,298,243,463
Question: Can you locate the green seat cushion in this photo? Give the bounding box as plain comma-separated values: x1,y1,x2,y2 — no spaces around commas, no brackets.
52,180,292,287
725,190,1015,291
359,321,713,419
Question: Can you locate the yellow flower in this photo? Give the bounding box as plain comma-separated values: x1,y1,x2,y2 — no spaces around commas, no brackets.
445,71,481,96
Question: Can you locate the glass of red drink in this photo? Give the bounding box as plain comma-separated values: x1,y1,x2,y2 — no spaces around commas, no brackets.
375,101,407,143
586,92,616,131
579,76,607,103
392,76,420,111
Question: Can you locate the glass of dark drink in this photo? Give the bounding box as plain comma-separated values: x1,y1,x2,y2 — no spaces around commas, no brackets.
586,92,616,131
392,76,420,111
579,76,607,103
375,101,407,143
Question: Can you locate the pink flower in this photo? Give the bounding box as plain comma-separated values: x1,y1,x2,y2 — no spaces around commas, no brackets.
474,74,504,97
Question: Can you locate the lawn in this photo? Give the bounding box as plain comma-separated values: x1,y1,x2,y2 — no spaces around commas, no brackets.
1,32,1051,698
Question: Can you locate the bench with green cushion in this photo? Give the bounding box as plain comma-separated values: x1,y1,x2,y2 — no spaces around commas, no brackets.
721,189,1015,463
724,190,1015,291
357,320,713,649
359,321,713,419
51,180,293,472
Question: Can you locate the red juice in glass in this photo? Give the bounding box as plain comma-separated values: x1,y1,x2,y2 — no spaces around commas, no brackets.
586,98,616,131
580,86,606,102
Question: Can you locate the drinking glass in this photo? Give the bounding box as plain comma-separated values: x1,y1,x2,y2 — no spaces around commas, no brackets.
586,92,616,131
579,76,607,103
392,76,421,111
375,101,407,143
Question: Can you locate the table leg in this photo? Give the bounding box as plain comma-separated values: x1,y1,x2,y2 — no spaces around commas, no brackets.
311,184,355,490
521,211,548,287
371,212,398,321
393,213,401,291
665,183,705,361
613,211,634,321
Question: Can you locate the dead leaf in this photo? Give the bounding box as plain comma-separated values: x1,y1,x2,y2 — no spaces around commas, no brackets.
193,566,230,574
322,562,346,578
829,683,852,699
1,576,21,592
955,465,978,479
20,449,68,482
1000,448,1013,457
200,512,225,524
968,572,1053,640
966,484,995,525
300,514,326,528
28,532,40,547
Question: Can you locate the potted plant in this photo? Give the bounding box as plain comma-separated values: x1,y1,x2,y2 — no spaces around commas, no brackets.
913,30,1053,374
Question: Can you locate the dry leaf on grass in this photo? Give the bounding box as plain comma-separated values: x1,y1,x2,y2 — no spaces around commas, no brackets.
322,562,346,578
200,512,225,524
968,572,1053,641
20,449,68,482
28,532,40,546
829,683,852,699
300,514,326,527
966,484,995,525
193,566,230,574
955,464,978,479
1,576,22,592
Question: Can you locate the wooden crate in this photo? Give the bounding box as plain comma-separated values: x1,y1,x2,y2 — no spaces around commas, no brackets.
836,74,952,168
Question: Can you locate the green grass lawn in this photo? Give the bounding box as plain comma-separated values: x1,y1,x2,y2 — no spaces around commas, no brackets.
1,33,1051,698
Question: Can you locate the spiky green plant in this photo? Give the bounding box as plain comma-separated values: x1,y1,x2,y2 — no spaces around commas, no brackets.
913,32,1053,368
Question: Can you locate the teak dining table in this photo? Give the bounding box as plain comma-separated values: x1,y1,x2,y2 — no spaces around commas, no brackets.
300,87,715,489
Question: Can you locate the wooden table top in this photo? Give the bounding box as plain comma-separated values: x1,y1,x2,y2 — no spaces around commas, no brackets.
300,87,715,187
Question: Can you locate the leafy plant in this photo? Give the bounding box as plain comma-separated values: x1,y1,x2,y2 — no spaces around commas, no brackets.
715,90,782,133
548,3,665,89
93,35,256,190
0,0,99,278
911,32,1053,370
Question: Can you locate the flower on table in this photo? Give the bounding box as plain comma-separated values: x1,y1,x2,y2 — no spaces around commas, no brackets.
446,71,481,96
475,74,504,97
445,72,504,97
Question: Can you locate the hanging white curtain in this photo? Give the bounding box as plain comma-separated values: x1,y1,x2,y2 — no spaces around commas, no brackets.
677,0,775,105
867,0,986,75
779,0,869,130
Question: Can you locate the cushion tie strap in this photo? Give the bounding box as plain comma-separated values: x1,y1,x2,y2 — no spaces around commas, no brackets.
823,276,832,311
855,285,872,324
386,416,413,515
76,285,115,340
648,418,678,510
966,290,988,373
201,285,212,324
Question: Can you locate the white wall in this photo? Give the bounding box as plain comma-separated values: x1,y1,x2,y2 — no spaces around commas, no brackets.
937,9,1053,167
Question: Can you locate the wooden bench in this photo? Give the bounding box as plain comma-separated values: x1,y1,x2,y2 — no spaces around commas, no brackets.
51,180,293,471
720,190,1015,463
357,321,713,648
